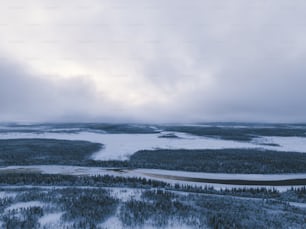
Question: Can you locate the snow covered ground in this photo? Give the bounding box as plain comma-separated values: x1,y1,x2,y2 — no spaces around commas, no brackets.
108,188,143,202
39,212,63,227
101,216,195,229
1,131,306,160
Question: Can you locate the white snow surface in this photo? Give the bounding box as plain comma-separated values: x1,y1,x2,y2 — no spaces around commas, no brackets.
101,216,124,229
39,212,63,227
1,131,306,160
101,216,196,229
109,188,142,202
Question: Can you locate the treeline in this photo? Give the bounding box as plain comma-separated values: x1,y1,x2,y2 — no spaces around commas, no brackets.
0,123,160,134
65,148,306,174
59,189,118,226
120,193,192,227
127,149,306,174
0,139,102,166
82,148,306,174
163,125,306,141
0,173,171,189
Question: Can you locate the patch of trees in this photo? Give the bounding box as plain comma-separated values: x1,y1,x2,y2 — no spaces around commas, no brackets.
119,191,192,227
128,149,306,173
77,148,306,174
158,133,180,138
0,139,102,166
59,189,118,226
0,197,14,212
163,125,306,141
2,206,43,229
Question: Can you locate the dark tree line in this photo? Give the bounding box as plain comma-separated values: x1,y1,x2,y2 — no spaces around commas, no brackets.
0,139,102,166
128,149,306,173
163,125,306,141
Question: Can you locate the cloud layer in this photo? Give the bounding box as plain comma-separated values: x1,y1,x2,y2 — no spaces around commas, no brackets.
1,0,306,122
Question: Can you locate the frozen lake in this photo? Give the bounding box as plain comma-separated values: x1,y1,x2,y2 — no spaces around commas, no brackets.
1,131,306,160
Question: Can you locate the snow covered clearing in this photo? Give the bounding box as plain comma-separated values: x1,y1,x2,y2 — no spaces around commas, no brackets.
39,212,63,227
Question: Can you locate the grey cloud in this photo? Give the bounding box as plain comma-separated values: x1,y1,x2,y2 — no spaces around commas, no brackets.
1,0,306,122
0,59,126,122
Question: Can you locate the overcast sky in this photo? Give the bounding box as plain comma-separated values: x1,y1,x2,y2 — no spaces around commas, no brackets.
1,0,306,123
